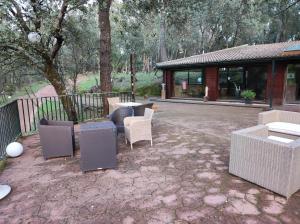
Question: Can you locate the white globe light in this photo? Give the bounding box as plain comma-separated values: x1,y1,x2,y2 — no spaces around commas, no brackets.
28,32,41,43
0,185,11,200
6,142,23,158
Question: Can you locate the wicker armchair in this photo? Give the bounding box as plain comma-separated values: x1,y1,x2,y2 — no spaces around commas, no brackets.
229,125,300,198
39,119,75,160
124,108,154,150
258,110,300,138
107,97,120,114
133,103,154,116
258,110,300,125
108,107,134,134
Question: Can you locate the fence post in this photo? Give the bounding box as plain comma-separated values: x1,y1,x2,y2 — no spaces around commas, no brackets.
130,53,136,102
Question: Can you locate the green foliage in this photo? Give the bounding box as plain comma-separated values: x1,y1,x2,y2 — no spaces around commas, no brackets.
78,72,163,96
241,90,256,100
1,0,300,96
0,158,7,173
136,84,161,97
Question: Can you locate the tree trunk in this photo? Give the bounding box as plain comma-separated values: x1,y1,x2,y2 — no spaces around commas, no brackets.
44,62,78,122
98,0,113,115
158,10,168,62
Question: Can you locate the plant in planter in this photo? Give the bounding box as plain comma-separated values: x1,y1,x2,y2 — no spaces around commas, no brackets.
241,90,256,104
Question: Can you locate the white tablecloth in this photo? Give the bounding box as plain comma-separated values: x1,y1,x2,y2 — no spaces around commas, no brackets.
116,102,142,107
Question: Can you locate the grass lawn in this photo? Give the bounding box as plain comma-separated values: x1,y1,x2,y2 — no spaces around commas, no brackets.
13,81,49,98
0,81,49,106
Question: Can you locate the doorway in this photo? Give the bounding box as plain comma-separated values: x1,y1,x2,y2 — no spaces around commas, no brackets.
285,64,300,104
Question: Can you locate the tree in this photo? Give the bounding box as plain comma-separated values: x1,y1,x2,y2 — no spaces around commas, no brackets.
0,0,89,121
60,11,99,93
98,0,113,115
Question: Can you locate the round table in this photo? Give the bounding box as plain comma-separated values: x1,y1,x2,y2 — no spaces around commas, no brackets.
116,102,142,107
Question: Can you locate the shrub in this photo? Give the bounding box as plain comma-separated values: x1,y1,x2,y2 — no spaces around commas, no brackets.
241,90,256,100
136,83,161,97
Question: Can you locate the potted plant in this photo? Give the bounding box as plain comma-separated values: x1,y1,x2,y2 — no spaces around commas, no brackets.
241,90,256,104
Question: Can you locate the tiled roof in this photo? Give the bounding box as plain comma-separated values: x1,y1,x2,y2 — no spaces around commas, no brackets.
156,41,300,69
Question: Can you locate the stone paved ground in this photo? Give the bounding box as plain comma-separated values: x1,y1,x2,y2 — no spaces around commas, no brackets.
1,102,300,224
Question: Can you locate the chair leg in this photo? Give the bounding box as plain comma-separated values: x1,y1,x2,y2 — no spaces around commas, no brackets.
131,143,133,150
150,139,153,147
125,137,127,144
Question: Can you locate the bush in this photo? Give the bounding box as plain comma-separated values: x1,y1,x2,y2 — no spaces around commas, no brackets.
241,90,256,100
78,71,163,97
136,83,161,97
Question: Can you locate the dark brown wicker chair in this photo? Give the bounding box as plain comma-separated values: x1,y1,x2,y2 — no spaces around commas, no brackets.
39,119,75,160
108,107,134,134
133,103,154,116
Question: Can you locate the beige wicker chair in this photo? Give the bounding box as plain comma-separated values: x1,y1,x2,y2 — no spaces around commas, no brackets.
124,108,154,150
229,125,300,198
107,97,120,114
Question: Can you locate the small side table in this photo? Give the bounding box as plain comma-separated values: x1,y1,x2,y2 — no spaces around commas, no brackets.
80,121,117,172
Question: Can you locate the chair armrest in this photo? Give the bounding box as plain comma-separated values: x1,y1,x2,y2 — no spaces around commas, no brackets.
232,125,268,137
47,120,74,127
258,110,279,124
39,125,73,139
278,110,300,124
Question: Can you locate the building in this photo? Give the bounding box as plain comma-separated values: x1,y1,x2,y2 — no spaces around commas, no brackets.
156,41,300,106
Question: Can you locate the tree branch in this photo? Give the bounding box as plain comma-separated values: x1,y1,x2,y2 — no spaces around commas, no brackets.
9,0,31,34
50,0,69,60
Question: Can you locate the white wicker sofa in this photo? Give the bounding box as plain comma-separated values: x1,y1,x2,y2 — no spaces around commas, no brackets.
229,125,300,198
258,110,300,138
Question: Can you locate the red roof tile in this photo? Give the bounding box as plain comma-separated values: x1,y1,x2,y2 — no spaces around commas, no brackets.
156,41,300,69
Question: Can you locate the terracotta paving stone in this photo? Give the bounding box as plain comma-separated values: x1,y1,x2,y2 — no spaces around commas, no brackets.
0,102,300,223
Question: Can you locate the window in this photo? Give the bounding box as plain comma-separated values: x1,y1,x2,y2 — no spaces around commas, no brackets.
173,69,205,98
188,71,204,85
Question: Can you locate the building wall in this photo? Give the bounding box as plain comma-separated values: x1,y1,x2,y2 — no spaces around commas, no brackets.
266,62,287,105
205,67,219,101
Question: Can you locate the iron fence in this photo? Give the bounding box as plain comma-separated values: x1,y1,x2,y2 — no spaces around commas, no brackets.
0,100,22,158
18,92,132,135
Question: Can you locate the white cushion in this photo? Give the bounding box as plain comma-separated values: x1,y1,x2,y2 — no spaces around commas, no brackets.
266,122,300,136
267,135,294,144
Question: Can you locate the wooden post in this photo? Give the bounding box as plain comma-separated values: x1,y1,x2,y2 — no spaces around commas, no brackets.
130,53,136,102
269,60,276,110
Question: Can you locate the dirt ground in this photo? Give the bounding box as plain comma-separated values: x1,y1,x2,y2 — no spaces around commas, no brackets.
1,102,300,224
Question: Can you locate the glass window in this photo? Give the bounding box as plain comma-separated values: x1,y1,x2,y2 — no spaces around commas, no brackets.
173,69,205,98
188,71,204,85
174,71,188,85
285,64,300,103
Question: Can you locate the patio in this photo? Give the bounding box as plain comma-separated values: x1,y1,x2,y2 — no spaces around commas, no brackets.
1,102,300,223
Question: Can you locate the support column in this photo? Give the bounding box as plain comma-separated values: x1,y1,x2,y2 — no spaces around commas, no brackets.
205,67,219,101
269,60,276,109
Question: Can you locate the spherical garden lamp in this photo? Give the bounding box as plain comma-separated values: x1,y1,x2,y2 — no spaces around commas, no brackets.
28,32,41,43
0,142,23,200
6,142,23,158
0,184,11,200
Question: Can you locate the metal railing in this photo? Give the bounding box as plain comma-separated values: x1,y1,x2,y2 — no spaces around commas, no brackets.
18,92,132,135
0,100,22,158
